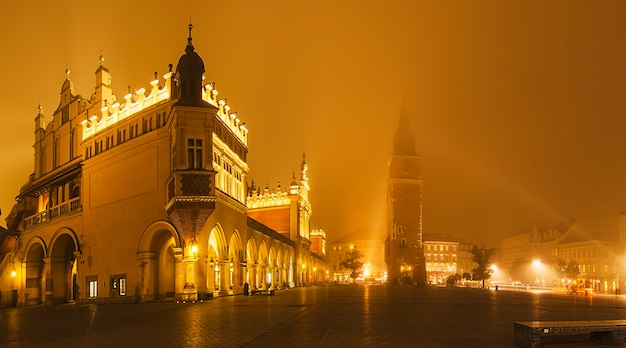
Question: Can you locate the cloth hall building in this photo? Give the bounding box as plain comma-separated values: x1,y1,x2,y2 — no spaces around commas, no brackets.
0,26,326,307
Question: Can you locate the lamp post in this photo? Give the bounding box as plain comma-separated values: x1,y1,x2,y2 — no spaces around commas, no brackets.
532,259,544,288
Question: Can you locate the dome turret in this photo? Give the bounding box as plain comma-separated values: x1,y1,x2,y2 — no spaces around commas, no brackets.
175,23,206,106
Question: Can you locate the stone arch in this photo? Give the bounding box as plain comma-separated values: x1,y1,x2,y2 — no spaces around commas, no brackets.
207,224,227,293
228,231,244,292
285,249,296,287
47,228,79,304
276,248,284,289
22,237,47,305
137,221,181,301
245,238,257,287
258,242,269,289
268,245,278,289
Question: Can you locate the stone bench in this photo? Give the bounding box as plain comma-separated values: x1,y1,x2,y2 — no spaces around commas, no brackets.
251,289,275,296
514,320,626,348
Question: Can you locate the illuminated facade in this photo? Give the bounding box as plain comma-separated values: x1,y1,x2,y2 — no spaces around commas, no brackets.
423,234,458,285
0,26,324,306
384,109,427,285
328,231,386,284
422,234,476,285
500,218,621,293
246,158,327,287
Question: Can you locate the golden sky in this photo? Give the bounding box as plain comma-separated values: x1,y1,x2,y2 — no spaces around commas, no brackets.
1,1,625,246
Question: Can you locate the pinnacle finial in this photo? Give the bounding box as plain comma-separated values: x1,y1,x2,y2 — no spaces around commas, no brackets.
99,49,104,66
186,18,194,52
65,65,70,80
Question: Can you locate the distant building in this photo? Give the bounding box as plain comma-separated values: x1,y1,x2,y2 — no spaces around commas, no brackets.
384,109,426,285
0,26,324,306
423,233,475,285
328,230,386,284
246,161,327,287
500,218,621,293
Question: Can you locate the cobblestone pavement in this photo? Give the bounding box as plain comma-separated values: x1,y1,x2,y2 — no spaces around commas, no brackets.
2,285,626,347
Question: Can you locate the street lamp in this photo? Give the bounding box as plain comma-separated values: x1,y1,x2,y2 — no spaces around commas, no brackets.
190,223,198,255
532,259,544,288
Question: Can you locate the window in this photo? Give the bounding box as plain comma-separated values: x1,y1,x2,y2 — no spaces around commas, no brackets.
110,275,126,297
187,138,203,169
62,107,69,124
87,276,98,299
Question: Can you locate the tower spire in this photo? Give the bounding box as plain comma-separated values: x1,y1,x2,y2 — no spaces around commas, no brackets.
393,108,416,156
186,19,194,53
300,151,308,182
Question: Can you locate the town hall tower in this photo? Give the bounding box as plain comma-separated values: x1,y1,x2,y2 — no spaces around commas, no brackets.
385,109,426,285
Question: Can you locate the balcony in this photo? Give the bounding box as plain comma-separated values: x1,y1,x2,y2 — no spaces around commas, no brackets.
24,197,82,228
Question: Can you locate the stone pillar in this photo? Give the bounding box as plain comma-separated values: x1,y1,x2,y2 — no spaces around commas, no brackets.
268,265,274,290
250,264,258,290
66,259,75,303
73,251,82,302
182,255,198,301
136,251,156,302
218,260,230,296
262,265,269,289
173,248,185,301
42,258,53,305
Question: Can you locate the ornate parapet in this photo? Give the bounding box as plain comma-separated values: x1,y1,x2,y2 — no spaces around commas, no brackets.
81,72,173,140
246,189,292,209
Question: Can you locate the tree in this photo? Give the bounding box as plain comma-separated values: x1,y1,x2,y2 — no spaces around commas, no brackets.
446,273,462,286
564,260,580,280
340,248,364,281
471,246,496,288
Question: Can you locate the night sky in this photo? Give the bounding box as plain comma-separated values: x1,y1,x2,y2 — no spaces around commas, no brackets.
1,1,625,247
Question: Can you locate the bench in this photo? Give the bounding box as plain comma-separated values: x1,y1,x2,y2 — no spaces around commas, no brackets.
251,289,275,296
514,320,626,348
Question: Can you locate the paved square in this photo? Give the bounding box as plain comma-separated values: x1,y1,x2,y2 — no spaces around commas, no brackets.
2,285,626,347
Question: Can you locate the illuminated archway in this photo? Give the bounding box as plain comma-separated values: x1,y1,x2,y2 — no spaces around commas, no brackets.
22,237,46,305
245,239,257,288
137,221,181,301
268,246,277,289
48,229,79,304
228,231,244,293
207,225,227,293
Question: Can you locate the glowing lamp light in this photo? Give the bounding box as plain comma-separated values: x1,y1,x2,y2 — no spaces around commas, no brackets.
11,270,17,277
190,241,198,255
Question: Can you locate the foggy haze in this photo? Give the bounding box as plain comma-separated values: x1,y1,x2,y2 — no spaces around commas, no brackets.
1,1,625,247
